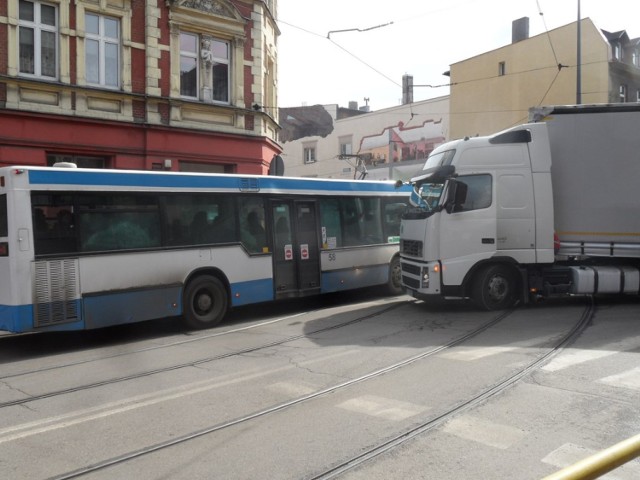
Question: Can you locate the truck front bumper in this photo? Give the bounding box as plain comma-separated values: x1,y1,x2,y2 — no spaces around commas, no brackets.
400,258,442,297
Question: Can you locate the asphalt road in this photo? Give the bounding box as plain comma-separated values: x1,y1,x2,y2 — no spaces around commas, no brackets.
0,292,638,480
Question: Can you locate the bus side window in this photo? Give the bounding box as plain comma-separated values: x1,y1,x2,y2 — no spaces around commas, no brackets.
31,195,78,255
78,194,161,252
319,199,341,248
0,194,7,237
342,198,361,246
359,198,382,245
33,208,49,233
163,194,238,246
239,197,266,253
383,201,407,240
190,210,209,243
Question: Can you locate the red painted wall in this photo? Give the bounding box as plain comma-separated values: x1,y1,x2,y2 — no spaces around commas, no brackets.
0,111,275,174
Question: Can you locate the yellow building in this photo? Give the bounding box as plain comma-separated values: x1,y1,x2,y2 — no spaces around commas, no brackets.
449,18,640,139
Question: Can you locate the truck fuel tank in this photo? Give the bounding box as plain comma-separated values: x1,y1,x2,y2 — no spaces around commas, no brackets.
569,266,640,294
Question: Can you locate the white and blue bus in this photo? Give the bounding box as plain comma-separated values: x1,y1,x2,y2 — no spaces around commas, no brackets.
0,166,411,333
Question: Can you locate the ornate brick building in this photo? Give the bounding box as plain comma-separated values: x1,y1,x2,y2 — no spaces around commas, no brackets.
0,0,280,173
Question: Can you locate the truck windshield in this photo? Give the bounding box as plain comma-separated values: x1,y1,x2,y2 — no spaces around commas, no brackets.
422,149,456,171
405,183,444,218
419,183,444,210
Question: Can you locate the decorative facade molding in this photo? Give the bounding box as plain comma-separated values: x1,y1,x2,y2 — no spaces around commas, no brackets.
169,0,235,19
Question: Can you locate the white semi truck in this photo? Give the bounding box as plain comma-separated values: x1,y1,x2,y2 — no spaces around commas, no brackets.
398,104,640,310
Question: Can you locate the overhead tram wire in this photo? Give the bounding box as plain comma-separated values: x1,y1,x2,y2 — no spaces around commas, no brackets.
279,5,591,115
279,18,401,89
536,0,562,67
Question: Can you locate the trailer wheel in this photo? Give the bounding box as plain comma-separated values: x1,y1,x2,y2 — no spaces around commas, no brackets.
471,264,517,311
183,275,228,329
385,256,404,295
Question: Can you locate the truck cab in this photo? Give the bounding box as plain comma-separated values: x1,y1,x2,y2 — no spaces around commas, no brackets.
399,123,555,309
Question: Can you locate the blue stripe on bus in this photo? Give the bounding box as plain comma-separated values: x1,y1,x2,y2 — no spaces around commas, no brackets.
0,303,85,333
83,286,182,330
0,304,32,333
321,264,389,292
27,169,412,194
230,278,274,307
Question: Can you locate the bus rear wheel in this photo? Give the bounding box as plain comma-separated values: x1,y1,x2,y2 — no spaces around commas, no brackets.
471,264,517,311
183,275,228,329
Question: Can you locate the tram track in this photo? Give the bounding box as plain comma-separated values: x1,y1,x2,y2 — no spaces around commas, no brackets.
308,296,596,480
0,298,383,380
0,299,412,408
45,306,521,480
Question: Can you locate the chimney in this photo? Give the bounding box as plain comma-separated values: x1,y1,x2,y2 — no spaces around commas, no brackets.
402,74,413,105
512,17,529,43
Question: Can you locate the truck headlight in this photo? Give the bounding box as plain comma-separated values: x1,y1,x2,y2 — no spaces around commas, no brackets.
422,269,430,288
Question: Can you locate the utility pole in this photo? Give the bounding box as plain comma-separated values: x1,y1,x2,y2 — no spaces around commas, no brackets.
576,0,582,104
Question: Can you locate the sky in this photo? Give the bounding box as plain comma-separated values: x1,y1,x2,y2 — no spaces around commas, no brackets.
276,0,640,110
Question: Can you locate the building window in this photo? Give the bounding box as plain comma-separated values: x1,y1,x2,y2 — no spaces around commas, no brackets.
339,136,352,156
636,89,640,102
303,146,316,164
633,49,640,68
207,37,230,103
180,33,230,104
18,0,58,78
85,13,120,88
613,43,622,61
47,154,108,169
180,33,199,98
619,84,627,103
498,61,506,76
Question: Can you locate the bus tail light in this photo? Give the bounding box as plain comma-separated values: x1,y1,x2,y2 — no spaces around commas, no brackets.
0,242,8,256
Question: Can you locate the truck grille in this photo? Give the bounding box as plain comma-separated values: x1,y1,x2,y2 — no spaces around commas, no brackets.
402,276,421,289
401,262,421,275
34,259,80,327
401,239,423,257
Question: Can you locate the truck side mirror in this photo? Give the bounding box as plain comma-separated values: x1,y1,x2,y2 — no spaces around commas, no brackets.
444,180,468,214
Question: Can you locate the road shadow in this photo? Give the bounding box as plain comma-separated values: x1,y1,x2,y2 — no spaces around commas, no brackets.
302,294,640,351
0,287,393,362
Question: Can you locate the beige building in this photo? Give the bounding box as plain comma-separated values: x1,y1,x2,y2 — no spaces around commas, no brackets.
280,96,449,181
449,17,640,139
0,0,280,173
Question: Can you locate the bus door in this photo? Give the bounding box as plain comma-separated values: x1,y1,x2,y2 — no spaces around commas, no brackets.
271,200,321,298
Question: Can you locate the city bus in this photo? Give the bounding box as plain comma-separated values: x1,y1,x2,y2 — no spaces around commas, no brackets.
0,166,411,333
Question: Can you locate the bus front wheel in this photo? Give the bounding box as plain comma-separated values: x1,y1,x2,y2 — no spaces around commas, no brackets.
386,256,403,295
183,275,228,329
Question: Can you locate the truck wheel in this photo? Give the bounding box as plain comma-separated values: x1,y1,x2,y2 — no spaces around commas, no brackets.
385,256,404,295
183,275,228,329
471,264,517,311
